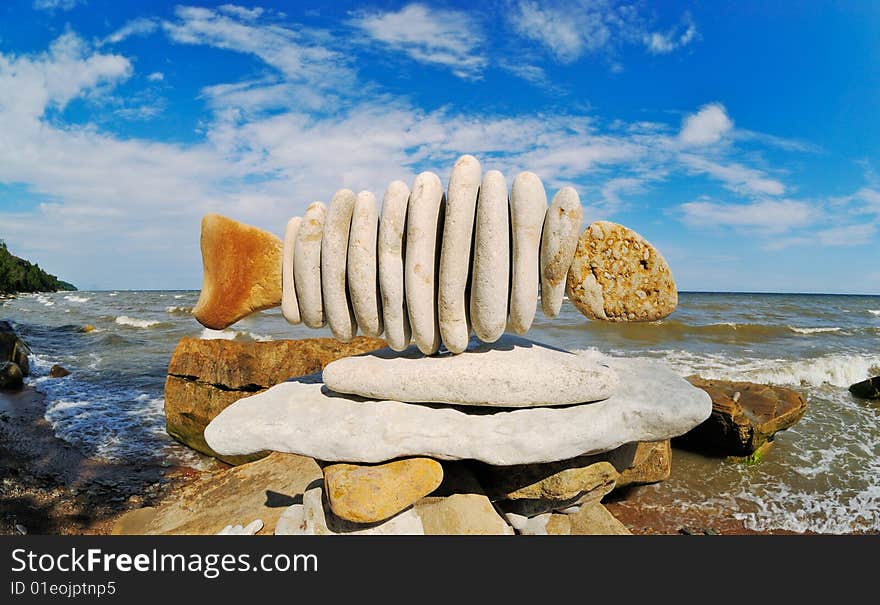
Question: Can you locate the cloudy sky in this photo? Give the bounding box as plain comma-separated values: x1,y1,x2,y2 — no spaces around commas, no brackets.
1,1,878,293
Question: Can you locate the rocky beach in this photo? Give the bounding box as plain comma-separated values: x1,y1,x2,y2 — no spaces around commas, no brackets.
2,291,878,535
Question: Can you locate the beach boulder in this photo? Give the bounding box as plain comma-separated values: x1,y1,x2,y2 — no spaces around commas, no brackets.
0,321,30,376
164,336,386,464
675,377,807,457
849,377,880,400
0,361,24,391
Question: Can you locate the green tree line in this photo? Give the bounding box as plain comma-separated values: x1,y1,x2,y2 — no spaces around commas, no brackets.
0,239,76,294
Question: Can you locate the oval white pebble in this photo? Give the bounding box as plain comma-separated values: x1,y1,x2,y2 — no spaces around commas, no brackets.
281,216,302,325
322,189,358,342
294,202,326,329
470,170,509,343
540,187,583,318
509,171,547,334
378,180,412,351
405,172,444,355
438,155,481,354
348,190,383,337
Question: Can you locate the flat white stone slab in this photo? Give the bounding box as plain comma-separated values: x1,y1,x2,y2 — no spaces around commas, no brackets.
322,335,618,407
204,355,713,466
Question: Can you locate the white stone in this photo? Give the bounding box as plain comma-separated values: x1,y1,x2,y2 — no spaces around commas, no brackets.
274,486,424,535
204,355,713,465
378,180,412,351
470,170,509,343
294,202,326,329
322,335,618,407
322,189,358,342
348,191,383,337
405,172,444,355
505,512,551,536
216,519,263,535
540,187,582,318
281,217,302,325
509,172,547,334
438,155,481,354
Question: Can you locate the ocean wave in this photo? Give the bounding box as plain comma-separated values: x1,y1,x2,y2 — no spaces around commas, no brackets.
788,326,842,334
33,294,54,307
584,319,795,343
199,328,273,342
63,295,90,303
165,305,192,315
870,309,880,317
114,315,161,328
630,349,880,388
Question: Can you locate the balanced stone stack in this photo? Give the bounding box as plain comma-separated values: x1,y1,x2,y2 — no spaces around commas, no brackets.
192,153,712,535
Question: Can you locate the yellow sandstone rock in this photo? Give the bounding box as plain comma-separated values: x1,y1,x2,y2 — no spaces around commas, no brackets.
193,213,283,330
566,221,677,322
324,458,444,524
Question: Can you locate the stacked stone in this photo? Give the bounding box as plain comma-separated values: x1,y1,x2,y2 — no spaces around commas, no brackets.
193,153,712,534
193,155,678,348
204,335,711,535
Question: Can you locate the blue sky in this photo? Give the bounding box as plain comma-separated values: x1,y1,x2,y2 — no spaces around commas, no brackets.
0,0,878,293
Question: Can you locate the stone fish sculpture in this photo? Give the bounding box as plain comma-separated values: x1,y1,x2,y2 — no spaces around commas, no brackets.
193,154,712,534
192,154,678,354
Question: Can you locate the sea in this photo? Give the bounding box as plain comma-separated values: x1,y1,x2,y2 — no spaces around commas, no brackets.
2,290,879,533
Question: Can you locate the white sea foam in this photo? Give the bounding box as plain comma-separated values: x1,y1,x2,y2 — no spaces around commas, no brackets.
165,305,192,315
115,315,160,328
869,309,880,316
199,328,273,341
63,295,90,303
788,326,841,334
625,349,880,388
34,294,54,306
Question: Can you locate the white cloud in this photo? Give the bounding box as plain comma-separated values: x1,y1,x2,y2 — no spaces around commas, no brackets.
680,155,785,196
679,103,733,146
33,0,81,11
645,13,698,55
163,6,354,90
101,18,159,46
816,223,876,246
147,71,164,82
350,4,486,79
218,5,264,21
508,0,697,65
679,199,817,234
0,6,842,288
0,32,131,119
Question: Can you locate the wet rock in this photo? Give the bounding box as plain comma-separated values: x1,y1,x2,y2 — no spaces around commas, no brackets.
0,362,24,391
676,377,807,457
49,364,70,378
164,335,385,464
0,321,29,375
849,376,880,400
